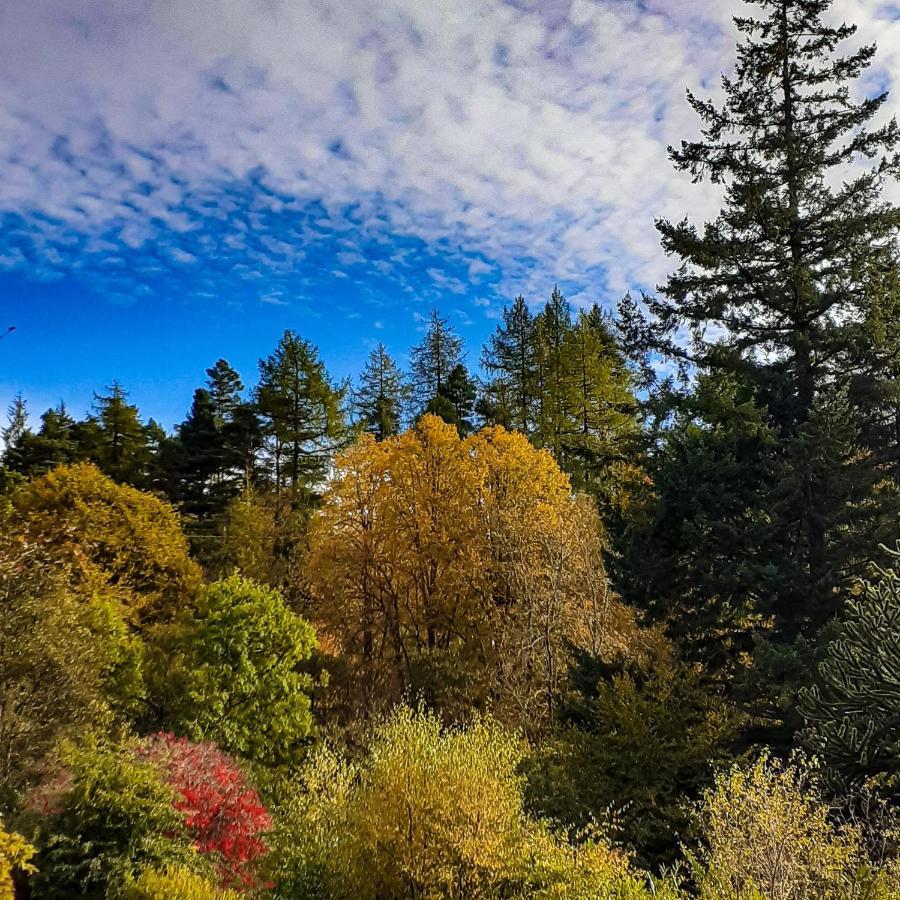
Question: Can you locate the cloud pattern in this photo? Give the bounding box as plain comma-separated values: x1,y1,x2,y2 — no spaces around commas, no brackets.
0,0,898,319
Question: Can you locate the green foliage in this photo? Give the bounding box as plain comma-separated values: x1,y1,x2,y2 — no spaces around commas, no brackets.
0,531,143,810
268,705,670,899
152,575,316,766
408,308,466,415
800,559,900,800
256,329,347,498
353,342,408,440
527,645,742,868
28,739,203,898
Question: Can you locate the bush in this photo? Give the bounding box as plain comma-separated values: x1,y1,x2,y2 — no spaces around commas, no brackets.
0,816,35,900
688,752,893,899
114,865,240,899
268,705,672,899
27,739,203,898
137,734,271,889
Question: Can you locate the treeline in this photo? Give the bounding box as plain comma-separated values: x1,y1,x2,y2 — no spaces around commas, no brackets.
5,0,900,896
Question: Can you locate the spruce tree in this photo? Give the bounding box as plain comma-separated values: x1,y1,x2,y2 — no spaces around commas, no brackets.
353,343,408,440
1,393,29,472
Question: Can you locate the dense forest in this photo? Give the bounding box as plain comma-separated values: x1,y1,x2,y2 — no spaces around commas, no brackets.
5,0,900,896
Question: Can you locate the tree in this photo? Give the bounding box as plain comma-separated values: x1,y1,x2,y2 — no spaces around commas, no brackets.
175,388,223,521
481,296,536,433
353,343,407,440
10,463,202,626
205,359,244,427
0,393,29,473
687,753,892,899
305,416,631,729
268,706,667,900
619,0,900,677
136,734,271,890
408,309,465,414
150,576,316,766
799,558,900,801
27,739,205,899
117,865,239,900
89,383,154,487
527,640,742,869
0,529,143,810
423,362,478,435
256,330,346,499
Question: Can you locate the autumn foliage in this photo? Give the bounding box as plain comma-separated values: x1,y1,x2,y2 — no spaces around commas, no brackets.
138,734,271,890
305,415,636,727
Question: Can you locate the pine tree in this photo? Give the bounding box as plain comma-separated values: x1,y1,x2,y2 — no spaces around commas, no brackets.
624,0,900,648
800,555,900,800
205,359,244,427
1,393,28,456
408,309,464,414
481,296,536,433
256,330,346,499
177,388,223,520
353,343,408,440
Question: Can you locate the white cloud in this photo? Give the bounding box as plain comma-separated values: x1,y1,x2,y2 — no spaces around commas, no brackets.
0,0,896,313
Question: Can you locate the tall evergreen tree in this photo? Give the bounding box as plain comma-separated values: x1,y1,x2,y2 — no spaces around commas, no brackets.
206,359,244,427
256,330,346,499
481,296,536,434
622,0,900,655
408,309,464,414
1,393,29,472
533,287,571,461
353,343,408,440
424,362,478,436
88,382,153,486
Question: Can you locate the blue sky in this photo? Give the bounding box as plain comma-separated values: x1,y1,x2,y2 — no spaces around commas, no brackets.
1,0,898,427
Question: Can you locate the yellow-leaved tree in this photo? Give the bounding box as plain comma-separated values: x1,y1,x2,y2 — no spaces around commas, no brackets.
305,415,642,728
8,462,202,625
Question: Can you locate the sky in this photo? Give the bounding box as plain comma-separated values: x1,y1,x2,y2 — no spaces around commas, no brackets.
1,0,899,428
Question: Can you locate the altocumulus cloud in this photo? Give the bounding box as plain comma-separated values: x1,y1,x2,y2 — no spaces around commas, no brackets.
0,0,898,314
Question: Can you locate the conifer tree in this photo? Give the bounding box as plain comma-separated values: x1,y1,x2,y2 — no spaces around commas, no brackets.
481,296,536,433
353,343,408,440
256,330,346,499
89,383,153,487
205,359,244,427
1,393,28,467
622,0,900,652
408,309,464,414
800,555,900,800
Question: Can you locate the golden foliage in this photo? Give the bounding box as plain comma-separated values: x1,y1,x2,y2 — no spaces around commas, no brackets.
688,753,885,900
8,462,201,624
0,816,35,900
269,705,666,899
114,866,240,900
305,416,639,727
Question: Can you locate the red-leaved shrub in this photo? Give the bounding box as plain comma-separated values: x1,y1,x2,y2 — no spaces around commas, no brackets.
138,733,271,889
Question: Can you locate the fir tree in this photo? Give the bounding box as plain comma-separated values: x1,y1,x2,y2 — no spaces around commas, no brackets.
623,0,900,651
481,296,536,433
205,359,244,427
89,383,152,487
256,330,346,499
